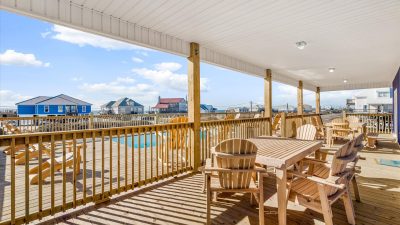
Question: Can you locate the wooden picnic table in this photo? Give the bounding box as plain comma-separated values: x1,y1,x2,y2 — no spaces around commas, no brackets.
247,136,322,225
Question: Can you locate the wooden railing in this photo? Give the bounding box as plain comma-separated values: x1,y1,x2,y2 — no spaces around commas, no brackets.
0,123,194,225
200,117,271,163
0,112,260,134
346,112,393,134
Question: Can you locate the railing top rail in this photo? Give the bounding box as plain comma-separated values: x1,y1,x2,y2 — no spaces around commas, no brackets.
200,116,270,125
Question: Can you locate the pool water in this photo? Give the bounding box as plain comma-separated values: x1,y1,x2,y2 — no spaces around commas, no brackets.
112,134,156,148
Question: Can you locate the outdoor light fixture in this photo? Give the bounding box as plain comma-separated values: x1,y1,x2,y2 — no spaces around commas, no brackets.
295,41,307,50
328,68,335,73
343,79,348,83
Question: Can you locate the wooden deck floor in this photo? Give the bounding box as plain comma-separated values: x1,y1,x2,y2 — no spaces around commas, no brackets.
2,140,400,225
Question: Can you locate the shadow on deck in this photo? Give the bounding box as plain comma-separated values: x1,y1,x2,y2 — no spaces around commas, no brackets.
33,142,400,225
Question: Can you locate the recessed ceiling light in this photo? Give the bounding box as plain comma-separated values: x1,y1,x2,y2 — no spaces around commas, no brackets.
295,41,307,50
343,79,348,83
328,68,335,73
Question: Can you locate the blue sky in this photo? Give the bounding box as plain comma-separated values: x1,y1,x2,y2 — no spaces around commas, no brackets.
0,10,360,110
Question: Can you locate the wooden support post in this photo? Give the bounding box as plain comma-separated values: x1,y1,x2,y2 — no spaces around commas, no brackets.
89,113,94,129
280,112,287,137
264,69,273,135
343,110,347,121
316,87,321,114
188,42,201,171
297,81,303,115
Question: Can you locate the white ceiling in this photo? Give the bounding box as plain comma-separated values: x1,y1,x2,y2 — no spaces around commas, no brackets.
1,0,400,91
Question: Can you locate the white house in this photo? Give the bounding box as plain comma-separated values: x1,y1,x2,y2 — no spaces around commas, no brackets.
101,97,144,114
351,88,392,113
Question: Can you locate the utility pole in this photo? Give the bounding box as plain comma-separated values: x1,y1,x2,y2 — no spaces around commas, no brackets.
250,101,253,112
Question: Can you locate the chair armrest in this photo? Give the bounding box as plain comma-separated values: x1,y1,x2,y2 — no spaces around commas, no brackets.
203,166,267,174
288,170,347,189
331,128,353,132
301,158,329,165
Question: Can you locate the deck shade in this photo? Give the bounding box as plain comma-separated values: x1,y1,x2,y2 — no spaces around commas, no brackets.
1,0,399,92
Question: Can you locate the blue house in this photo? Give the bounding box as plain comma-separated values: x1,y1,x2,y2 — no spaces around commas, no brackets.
16,94,92,117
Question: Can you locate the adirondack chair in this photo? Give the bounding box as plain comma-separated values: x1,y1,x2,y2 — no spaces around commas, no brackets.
288,139,357,225
3,123,28,155
311,116,325,140
272,114,281,136
29,143,83,184
158,116,189,166
296,124,317,141
304,133,363,202
203,139,266,225
346,116,359,124
15,143,52,165
329,118,354,146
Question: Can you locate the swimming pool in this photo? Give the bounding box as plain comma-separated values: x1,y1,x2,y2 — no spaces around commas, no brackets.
112,134,156,148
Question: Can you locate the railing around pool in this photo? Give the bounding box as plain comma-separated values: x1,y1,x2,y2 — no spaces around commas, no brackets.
0,122,194,225
0,112,260,134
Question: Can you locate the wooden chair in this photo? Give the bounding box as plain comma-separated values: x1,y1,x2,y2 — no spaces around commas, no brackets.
346,116,359,124
203,139,266,225
311,116,325,140
288,139,357,225
296,124,317,141
329,118,354,146
15,143,52,165
29,143,83,184
272,114,281,136
158,116,189,166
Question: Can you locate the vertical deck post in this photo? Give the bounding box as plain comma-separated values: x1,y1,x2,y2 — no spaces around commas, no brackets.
280,112,287,137
188,42,201,170
316,87,321,114
297,81,304,115
264,69,273,135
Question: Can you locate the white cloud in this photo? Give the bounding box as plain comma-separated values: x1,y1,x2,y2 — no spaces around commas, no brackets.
0,90,32,107
132,57,144,63
71,76,83,81
136,51,149,57
0,50,50,67
154,62,182,71
79,77,159,107
49,25,151,51
41,31,51,38
132,62,210,92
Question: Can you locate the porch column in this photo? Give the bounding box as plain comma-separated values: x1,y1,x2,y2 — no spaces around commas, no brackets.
264,69,273,135
316,87,321,114
297,81,304,115
187,42,201,170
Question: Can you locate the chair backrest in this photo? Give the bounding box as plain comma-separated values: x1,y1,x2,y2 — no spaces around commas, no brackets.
331,118,349,137
6,123,22,134
272,114,281,130
296,124,317,141
214,139,258,189
234,113,241,119
325,139,356,196
224,114,235,120
346,116,359,124
168,117,188,149
169,116,188,123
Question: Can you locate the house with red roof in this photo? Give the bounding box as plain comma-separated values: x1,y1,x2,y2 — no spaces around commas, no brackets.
152,96,187,113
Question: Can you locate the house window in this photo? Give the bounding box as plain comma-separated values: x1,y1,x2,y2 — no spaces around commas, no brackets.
82,105,86,112
58,105,63,113
71,105,76,112
378,92,389,97
44,105,50,113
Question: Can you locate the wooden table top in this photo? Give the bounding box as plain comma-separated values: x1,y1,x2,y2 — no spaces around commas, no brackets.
325,122,366,128
247,136,322,169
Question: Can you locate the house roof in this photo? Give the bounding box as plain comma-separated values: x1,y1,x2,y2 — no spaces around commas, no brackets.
159,98,185,104
16,96,51,105
153,103,169,109
101,101,116,108
111,97,144,107
17,94,92,106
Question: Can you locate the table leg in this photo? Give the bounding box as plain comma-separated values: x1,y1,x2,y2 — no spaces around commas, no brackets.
276,168,287,225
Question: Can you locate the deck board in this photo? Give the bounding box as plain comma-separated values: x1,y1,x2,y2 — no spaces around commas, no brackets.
1,140,400,224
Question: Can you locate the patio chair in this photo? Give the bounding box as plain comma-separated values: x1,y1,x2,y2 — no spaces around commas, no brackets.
311,116,325,140
288,138,357,225
158,116,189,167
203,139,266,225
296,124,317,141
29,143,83,184
15,143,52,165
272,113,281,136
346,116,359,124
329,119,355,146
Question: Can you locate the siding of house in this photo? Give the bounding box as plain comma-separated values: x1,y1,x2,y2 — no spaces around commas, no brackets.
17,105,36,115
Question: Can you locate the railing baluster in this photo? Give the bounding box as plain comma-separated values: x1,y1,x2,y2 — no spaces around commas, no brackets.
10,138,16,224
24,137,29,223
50,134,55,214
